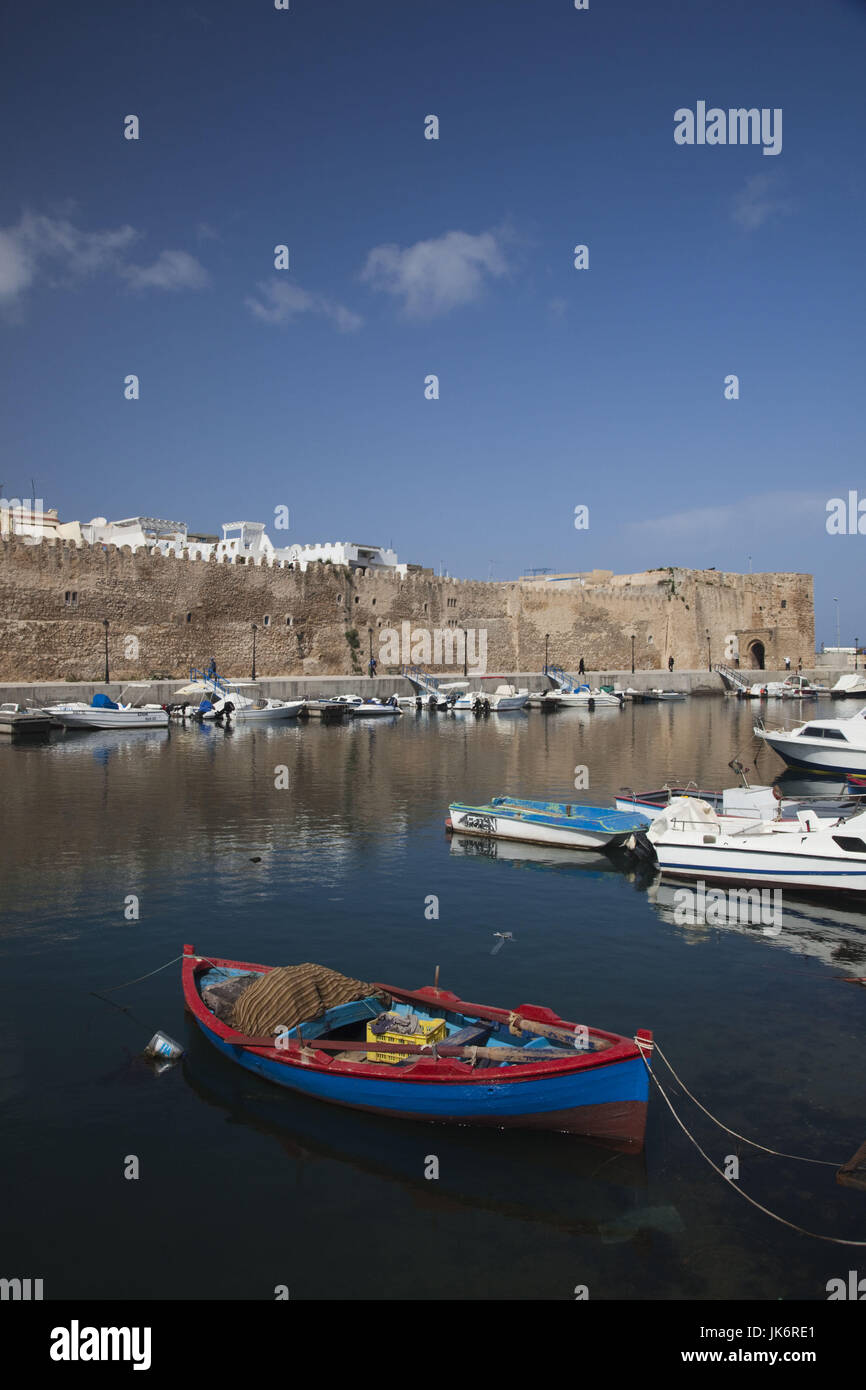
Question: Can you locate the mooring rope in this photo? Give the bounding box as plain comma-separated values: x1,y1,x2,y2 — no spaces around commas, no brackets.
652,1040,842,1167
639,1052,866,1246
95,953,186,993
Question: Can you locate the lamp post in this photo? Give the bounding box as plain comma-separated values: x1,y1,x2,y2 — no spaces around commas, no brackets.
462,629,468,679
368,627,373,677
103,618,110,683
706,628,711,672
251,623,257,681
544,633,549,673
630,634,635,674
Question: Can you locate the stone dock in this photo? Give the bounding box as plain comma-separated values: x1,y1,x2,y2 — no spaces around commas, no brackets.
0,668,848,708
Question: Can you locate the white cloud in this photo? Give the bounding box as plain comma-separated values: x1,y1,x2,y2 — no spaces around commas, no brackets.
0,229,34,301
0,211,208,305
361,228,509,317
624,491,823,543
731,174,792,231
245,279,362,332
122,249,209,291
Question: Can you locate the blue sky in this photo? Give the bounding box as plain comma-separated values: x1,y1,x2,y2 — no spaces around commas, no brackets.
2,0,865,644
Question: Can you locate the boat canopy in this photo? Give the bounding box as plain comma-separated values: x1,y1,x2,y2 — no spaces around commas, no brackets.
91,692,119,710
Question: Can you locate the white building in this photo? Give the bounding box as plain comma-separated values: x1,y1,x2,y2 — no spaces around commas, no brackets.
286,540,406,575
1,499,60,541
49,508,408,575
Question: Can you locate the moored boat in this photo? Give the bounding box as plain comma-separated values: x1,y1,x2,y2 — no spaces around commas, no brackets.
182,946,653,1147
755,706,866,775
42,691,169,729
645,795,866,894
0,702,57,735
447,796,649,851
349,696,402,717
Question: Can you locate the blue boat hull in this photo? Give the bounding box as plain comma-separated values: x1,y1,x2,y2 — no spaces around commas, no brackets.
193,1015,649,1143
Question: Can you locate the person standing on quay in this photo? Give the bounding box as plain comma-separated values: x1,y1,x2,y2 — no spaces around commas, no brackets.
668,655,675,673
368,655,377,679
784,656,791,671
578,657,585,676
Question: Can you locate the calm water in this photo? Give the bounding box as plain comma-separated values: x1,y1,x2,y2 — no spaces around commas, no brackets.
1,698,864,1300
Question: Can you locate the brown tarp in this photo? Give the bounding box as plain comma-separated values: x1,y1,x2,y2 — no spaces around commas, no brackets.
230,963,389,1038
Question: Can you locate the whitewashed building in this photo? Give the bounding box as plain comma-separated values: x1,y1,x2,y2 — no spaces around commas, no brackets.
48,508,407,574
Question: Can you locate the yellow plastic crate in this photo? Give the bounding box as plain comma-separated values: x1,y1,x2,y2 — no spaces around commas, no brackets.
366,1016,447,1064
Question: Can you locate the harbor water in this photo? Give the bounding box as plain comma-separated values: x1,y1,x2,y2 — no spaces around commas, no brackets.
1,697,864,1299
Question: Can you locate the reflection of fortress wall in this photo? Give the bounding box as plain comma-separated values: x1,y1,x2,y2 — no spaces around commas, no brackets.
0,538,813,681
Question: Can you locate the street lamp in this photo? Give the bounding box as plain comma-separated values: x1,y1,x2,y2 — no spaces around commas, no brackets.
706,628,711,672
630,634,635,674
103,618,110,683
462,629,468,679
368,627,373,677
544,633,549,673
251,623,257,681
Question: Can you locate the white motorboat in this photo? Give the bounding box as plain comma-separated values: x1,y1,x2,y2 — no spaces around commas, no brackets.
0,703,57,735
831,673,866,699
451,684,529,712
747,675,828,699
202,692,305,724
170,668,303,723
542,664,623,707
526,691,563,710
645,795,866,894
349,696,402,717
43,693,169,729
755,707,866,775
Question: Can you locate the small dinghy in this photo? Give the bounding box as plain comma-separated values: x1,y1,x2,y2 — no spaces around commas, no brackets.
182,947,653,1147
447,796,649,851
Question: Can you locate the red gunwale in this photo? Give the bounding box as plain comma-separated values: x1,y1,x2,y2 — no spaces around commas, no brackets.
181,946,650,1087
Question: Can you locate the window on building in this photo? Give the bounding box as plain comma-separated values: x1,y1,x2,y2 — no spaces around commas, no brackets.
286,616,293,627
263,615,270,627
64,590,78,607
186,612,192,623
354,596,359,604
336,594,343,605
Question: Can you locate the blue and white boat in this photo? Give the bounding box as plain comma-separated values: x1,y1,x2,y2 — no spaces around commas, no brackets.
447,796,649,851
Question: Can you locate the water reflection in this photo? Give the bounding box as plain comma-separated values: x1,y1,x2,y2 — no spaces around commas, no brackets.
180,1024,674,1247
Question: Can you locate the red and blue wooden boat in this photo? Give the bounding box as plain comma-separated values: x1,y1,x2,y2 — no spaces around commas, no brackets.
182,945,653,1148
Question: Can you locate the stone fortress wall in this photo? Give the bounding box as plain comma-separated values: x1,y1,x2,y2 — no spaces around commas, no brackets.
0,537,814,682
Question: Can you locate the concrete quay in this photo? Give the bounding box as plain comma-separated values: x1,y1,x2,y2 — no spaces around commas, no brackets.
0,668,849,708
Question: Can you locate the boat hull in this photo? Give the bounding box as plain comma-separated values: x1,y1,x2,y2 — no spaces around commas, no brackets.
758,732,866,775
224,702,304,723
651,845,866,893
182,951,651,1147
448,800,646,851
45,705,169,729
